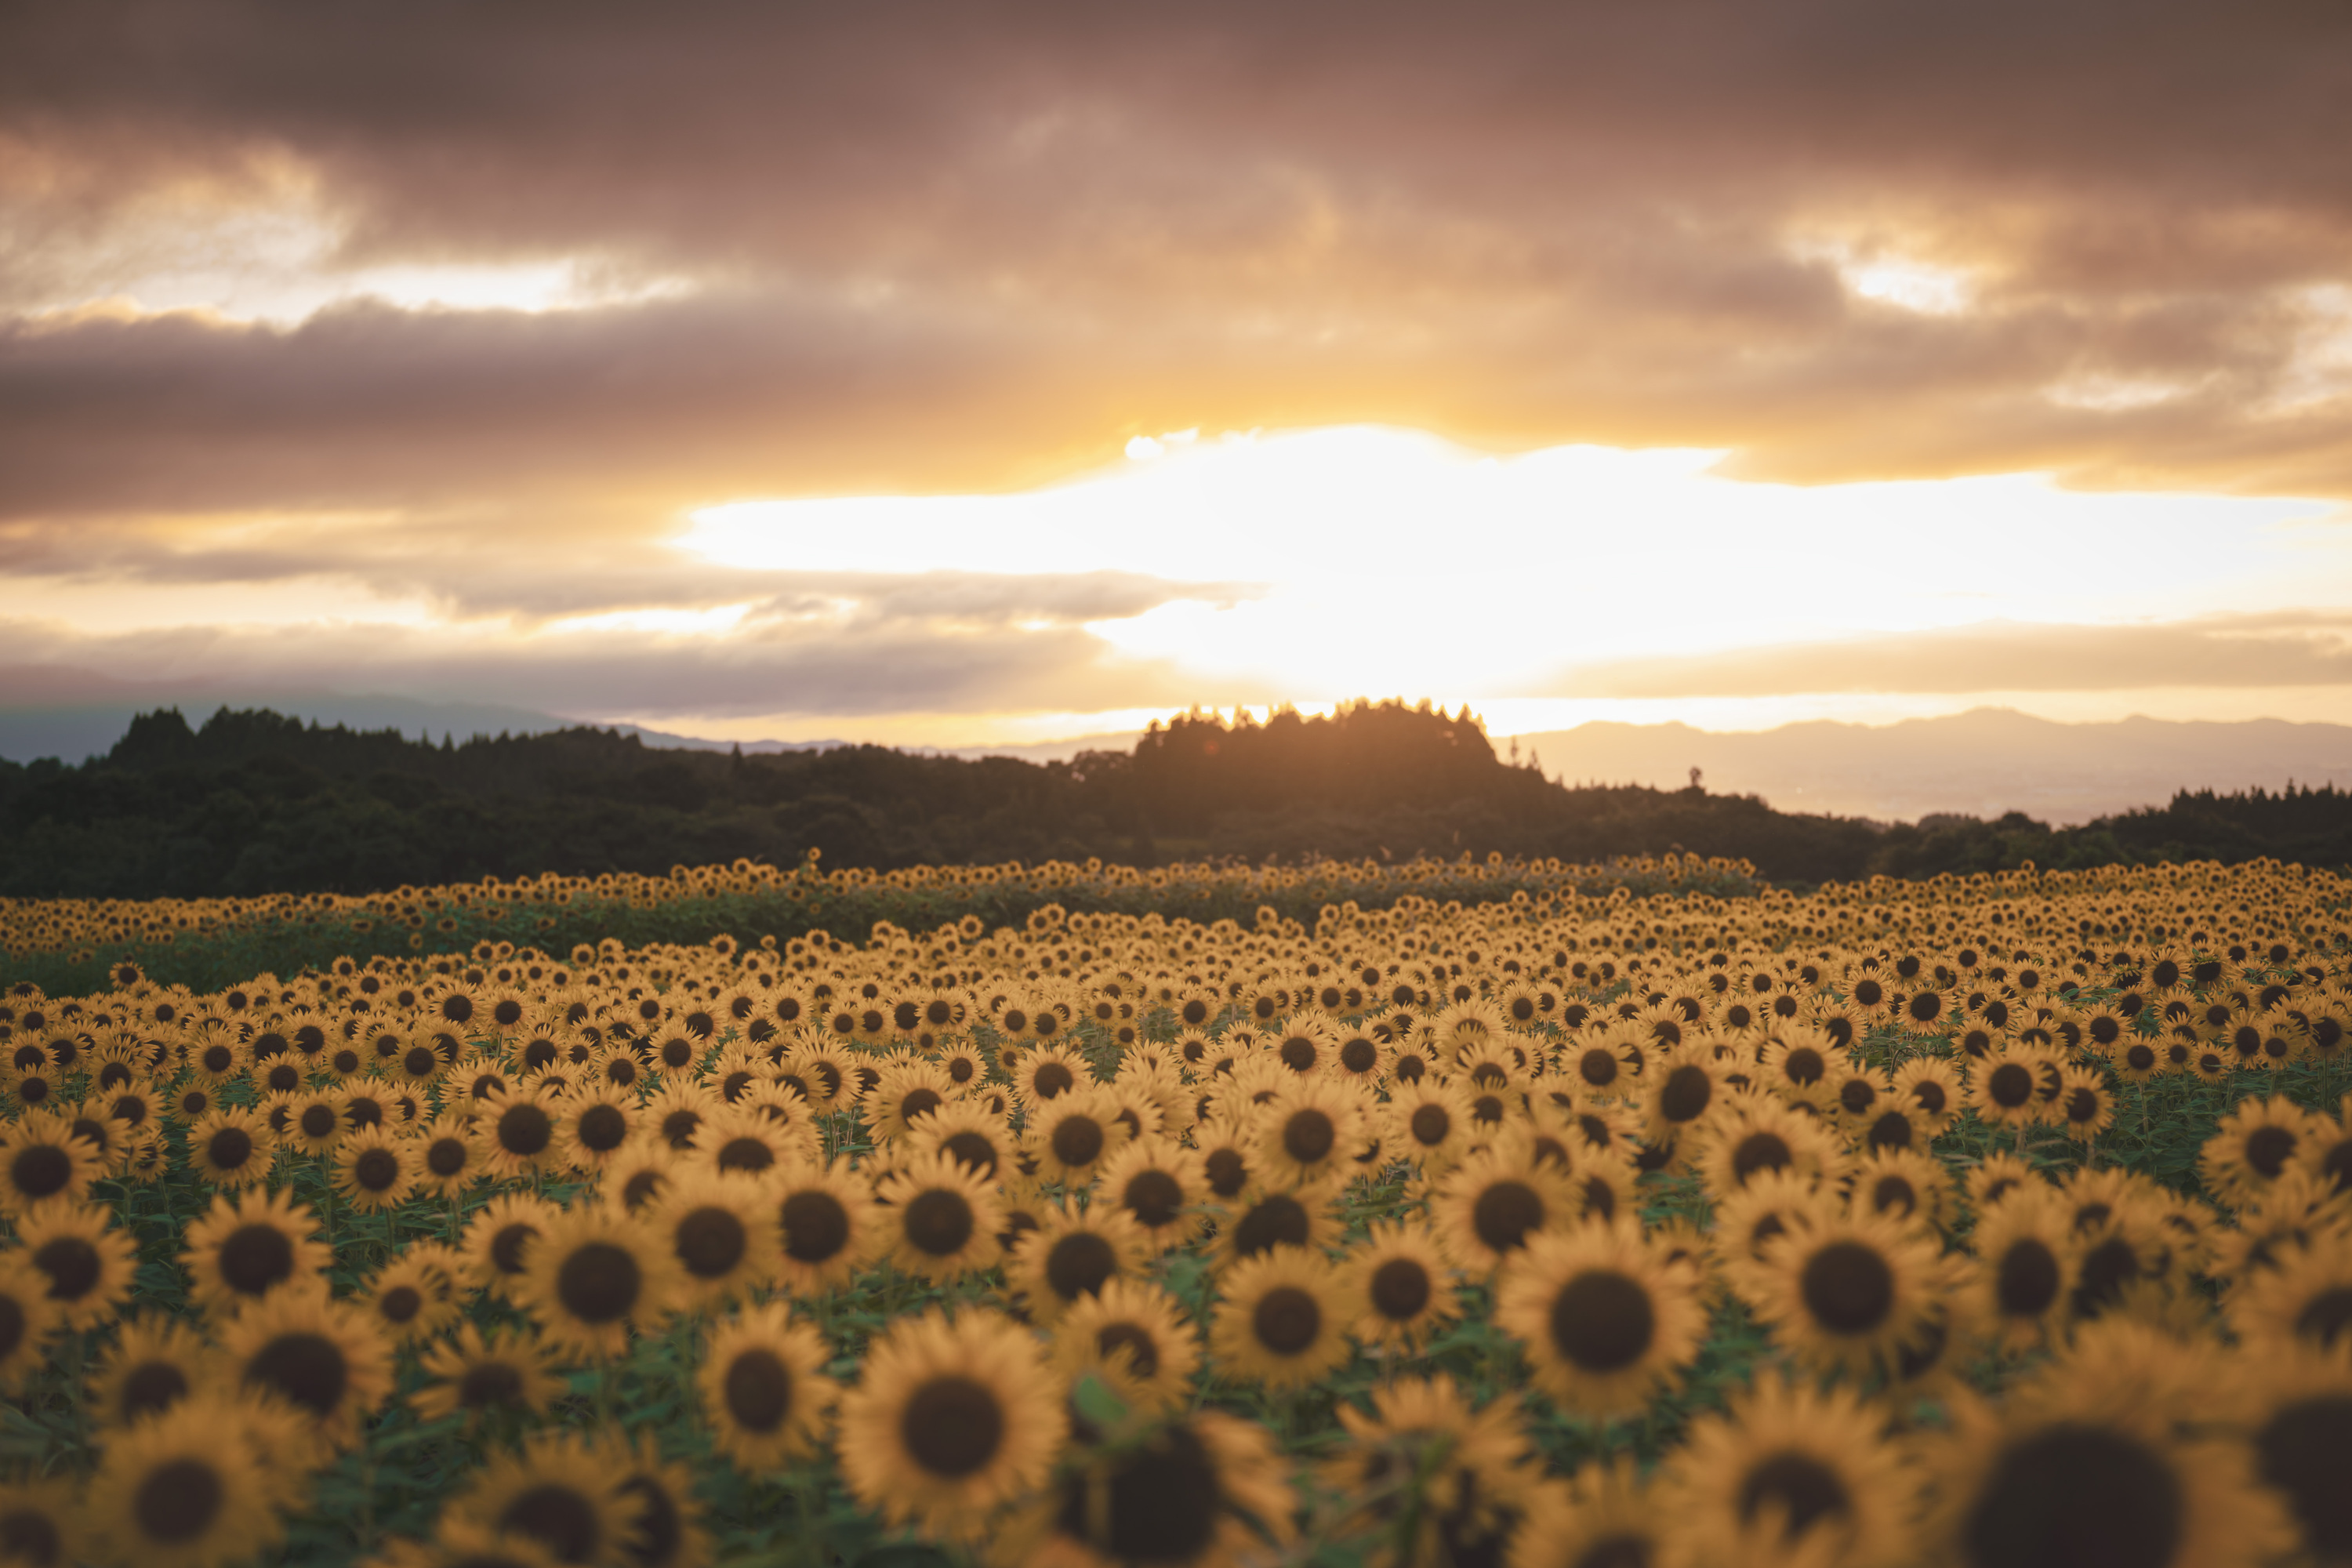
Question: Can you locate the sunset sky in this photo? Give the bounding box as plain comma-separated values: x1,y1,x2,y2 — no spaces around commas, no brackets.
5,1,2351,751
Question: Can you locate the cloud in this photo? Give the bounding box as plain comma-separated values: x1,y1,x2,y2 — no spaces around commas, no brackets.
1554,614,2352,699
0,0,2349,517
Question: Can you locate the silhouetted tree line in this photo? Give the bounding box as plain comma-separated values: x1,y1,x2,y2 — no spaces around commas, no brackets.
0,700,2344,899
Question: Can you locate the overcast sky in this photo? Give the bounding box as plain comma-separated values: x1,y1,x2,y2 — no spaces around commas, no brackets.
5,0,2351,747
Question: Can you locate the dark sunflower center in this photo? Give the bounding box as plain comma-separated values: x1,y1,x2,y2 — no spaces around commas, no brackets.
1867,1112,1914,1151
1871,1175,1916,1218
499,1484,603,1565
1548,1269,1654,1372
577,1105,629,1152
1055,1425,1220,1562
219,1224,296,1295
622,1171,665,1211
1232,1194,1309,1258
1370,1257,1432,1321
1784,1047,1824,1085
725,1347,793,1432
497,1103,554,1156
1253,1286,1322,1355
1996,1240,2061,1316
298,1105,337,1139
556,1240,644,1323
1283,1109,1335,1163
1045,1232,1119,1301
2256,1395,2352,1556
675,1207,748,1279
1987,1063,2035,1108
903,1189,976,1257
1410,1105,1452,1145
244,1330,349,1415
1051,1116,1105,1169
133,1457,224,1545
1730,1132,1792,1182
1839,1080,1875,1114
33,1237,100,1301
1204,1147,1247,1198
902,1376,1005,1478
2294,1286,2352,1349
717,1136,774,1174
1801,1240,1895,1334
1472,1180,1546,1255
1032,1062,1076,1099
378,1284,423,1326
11,1145,70,1200
354,1148,401,1192
459,1360,526,1409
205,1127,256,1170
2071,1236,2140,1320
0,1502,61,1566
490,1223,537,1277
1341,1038,1380,1073
1123,1168,1182,1227
2246,1124,2296,1178
120,1359,189,1419
426,1138,470,1178
1737,1451,1849,1543
1961,1423,2181,1568
780,1190,851,1262
1097,1323,1160,1379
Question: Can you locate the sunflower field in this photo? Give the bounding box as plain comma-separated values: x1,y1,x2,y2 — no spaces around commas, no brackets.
3,855,2352,1568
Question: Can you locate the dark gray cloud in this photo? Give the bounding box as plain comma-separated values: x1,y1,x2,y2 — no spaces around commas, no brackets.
0,0,2348,517
1554,613,2352,699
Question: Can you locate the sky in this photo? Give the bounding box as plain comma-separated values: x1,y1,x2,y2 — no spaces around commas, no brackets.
5,0,2352,752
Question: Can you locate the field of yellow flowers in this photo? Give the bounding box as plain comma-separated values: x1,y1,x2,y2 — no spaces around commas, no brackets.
3,853,2351,1567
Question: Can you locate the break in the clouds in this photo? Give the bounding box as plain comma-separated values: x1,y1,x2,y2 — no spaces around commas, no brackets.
3,0,2351,742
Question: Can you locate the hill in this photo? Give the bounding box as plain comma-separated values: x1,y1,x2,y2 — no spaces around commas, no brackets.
0,700,2346,898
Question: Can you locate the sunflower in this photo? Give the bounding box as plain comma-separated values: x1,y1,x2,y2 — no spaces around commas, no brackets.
837,1308,1067,1541
1758,1029,1838,1105
17,1202,138,1330
863,1058,961,1144
1048,1278,1201,1414
1892,1056,1964,1136
997,1409,1294,1568
1508,1458,1668,1568
2229,1229,2352,1354
460,1192,565,1305
182,1187,332,1317
689,1103,809,1181
1027,1087,1132,1186
1007,1205,1150,1326
84,1398,287,1568
1013,1044,1091,1109
516,1202,677,1362
1321,1373,1539,1568
1668,1371,1916,1567
1209,1247,1349,1391
1963,1149,2042,1217
1698,1095,1840,1201
2228,1343,2352,1565
2202,1095,2320,1208
216,1287,394,1450
444,1428,646,1568
1385,1077,1475,1176
644,1080,718,1153
1970,1051,2051,1131
1743,1202,1944,1378
329,1126,418,1213
1213,1181,1340,1265
477,1087,566,1181
606,1428,713,1568
601,1138,677,1217
0,1256,62,1392
1430,1150,1573,1276
653,1171,779,1311
1250,1075,1367,1190
1191,1110,1258,1206
558,1090,641,1176
1848,1146,1952,1232
1926,1322,2290,1568
1337,1219,1458,1352
413,1113,490,1199
1495,1221,1704,1418
769,1157,882,1295
359,1244,466,1349
877,1152,1004,1283
85,1316,201,1439
0,1478,81,1568
698,1303,837,1470
415,1325,567,1425
1714,1168,1836,1269
0,1109,98,1217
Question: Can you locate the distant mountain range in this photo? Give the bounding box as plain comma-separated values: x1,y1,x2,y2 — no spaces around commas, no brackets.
3,680,2345,827
1512,710,2352,826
